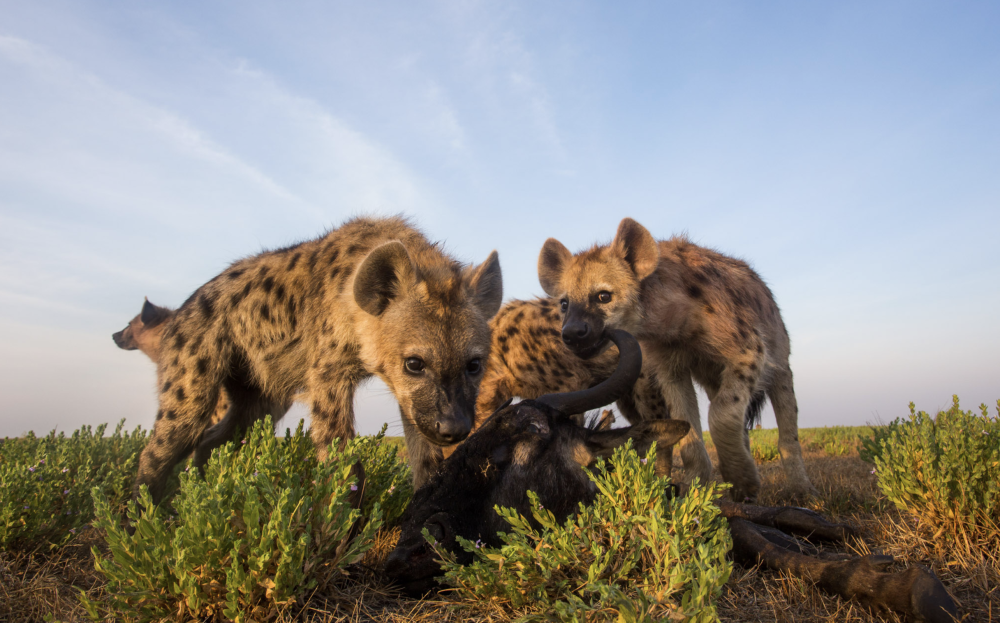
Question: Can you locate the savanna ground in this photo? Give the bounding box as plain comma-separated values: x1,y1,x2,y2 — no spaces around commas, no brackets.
2,426,996,623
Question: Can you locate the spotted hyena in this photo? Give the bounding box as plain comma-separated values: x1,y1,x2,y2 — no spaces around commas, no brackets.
537,218,815,501
474,298,668,426
136,216,502,504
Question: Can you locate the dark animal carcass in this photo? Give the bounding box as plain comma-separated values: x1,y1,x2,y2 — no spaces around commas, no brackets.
386,330,959,623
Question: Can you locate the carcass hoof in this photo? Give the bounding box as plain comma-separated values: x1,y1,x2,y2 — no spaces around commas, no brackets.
906,566,960,623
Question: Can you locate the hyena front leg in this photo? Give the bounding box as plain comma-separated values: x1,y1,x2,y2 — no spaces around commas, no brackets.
768,367,817,498
306,365,362,462
653,368,713,485
401,411,444,488
136,377,222,504
707,369,761,502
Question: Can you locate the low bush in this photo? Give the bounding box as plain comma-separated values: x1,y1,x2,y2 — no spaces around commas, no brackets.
0,421,147,550
434,443,733,623
86,418,410,623
865,396,999,576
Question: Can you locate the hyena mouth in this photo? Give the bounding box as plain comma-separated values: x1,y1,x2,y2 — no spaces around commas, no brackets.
112,330,137,350
566,336,611,360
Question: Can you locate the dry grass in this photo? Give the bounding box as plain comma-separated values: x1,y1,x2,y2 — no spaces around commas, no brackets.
3,434,997,622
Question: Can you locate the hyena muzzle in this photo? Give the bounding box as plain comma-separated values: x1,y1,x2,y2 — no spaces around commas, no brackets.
538,217,816,501
112,298,173,361
135,216,502,504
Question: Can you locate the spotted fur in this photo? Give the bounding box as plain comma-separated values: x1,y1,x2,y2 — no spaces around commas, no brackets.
538,218,815,501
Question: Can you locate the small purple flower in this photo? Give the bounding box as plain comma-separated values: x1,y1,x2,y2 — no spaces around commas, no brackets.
253,471,259,477
475,539,483,549
69,528,76,534
538,503,544,510
23,505,29,510
241,439,247,444
871,469,876,475
640,458,648,465
39,459,45,465
350,484,358,491
63,489,70,495
29,467,35,473
62,468,69,473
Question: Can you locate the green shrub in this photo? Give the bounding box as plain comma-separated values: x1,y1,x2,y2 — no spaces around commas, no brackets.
349,426,412,526
433,443,732,623
86,418,408,623
859,419,903,465
0,421,147,549
868,396,999,564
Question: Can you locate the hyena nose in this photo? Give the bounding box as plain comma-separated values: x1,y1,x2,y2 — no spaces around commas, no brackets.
562,321,590,345
435,415,472,443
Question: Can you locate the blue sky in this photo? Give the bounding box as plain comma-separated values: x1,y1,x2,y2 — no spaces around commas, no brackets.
1,1,997,438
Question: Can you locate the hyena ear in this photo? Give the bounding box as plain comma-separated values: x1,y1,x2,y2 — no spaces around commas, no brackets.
611,218,659,281
644,419,691,449
538,238,572,297
140,298,173,328
354,241,417,316
466,250,503,319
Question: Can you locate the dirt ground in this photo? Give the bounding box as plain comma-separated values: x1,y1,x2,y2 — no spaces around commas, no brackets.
2,445,996,623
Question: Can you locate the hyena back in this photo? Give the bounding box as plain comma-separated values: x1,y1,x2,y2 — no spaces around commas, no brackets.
474,297,668,426
137,216,502,503
538,218,815,501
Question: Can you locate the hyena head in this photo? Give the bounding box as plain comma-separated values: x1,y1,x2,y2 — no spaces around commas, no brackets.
354,242,503,446
112,299,174,362
538,218,659,358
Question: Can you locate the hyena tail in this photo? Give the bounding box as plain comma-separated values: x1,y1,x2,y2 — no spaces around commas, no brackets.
744,391,767,430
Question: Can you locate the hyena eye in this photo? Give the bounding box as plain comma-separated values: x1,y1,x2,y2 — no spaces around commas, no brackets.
466,358,483,375
560,299,568,313
597,291,612,304
404,357,425,374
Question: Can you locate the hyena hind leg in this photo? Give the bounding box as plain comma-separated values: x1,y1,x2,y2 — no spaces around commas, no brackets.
135,385,222,505
768,367,817,498
192,376,291,472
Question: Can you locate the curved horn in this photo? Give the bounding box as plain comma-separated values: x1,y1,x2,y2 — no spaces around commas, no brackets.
536,329,642,415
